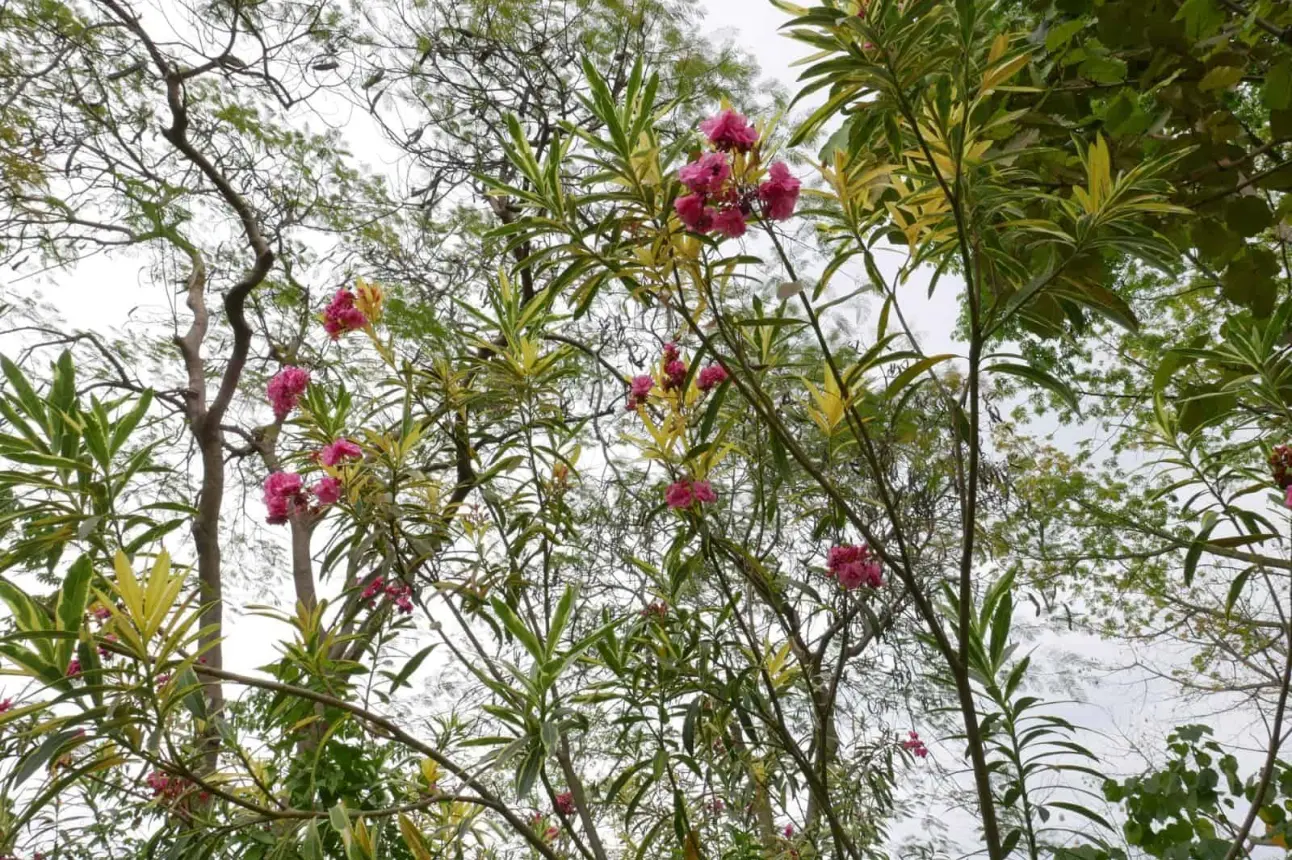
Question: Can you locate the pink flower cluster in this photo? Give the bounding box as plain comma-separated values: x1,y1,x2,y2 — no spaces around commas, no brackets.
531,812,561,843
662,342,687,391
320,438,362,467
626,374,654,411
674,109,800,237
697,364,728,392
555,791,576,816
901,730,929,758
361,577,414,613
324,288,368,339
267,367,310,420
826,544,883,590
145,770,188,801
0,698,13,714
65,659,81,678
641,600,668,620
97,633,117,660
89,604,112,622
666,479,717,510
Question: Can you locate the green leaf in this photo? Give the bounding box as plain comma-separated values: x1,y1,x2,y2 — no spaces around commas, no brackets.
989,362,1081,414
12,729,81,787
55,555,93,634
1045,18,1086,52
1198,66,1245,92
546,585,578,658
490,597,545,662
884,354,957,400
1267,59,1292,111
1225,196,1272,237
386,644,436,695
1225,569,1252,617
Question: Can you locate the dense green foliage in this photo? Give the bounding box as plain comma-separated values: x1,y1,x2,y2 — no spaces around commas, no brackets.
1,0,1292,858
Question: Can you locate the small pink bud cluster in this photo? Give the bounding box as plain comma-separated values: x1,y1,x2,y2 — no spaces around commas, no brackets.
89,604,112,622
666,479,717,510
267,367,310,420
661,343,687,392
640,600,668,620
674,109,800,237
784,824,795,839
97,633,118,660
531,812,560,843
0,698,13,714
901,730,928,758
705,798,725,814
323,288,368,339
826,544,882,590
555,791,576,816
361,577,414,613
65,659,81,678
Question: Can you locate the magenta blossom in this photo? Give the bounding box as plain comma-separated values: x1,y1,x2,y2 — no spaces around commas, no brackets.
313,476,342,506
0,698,12,714
826,544,883,590
361,577,386,603
663,359,688,391
555,791,576,816
679,152,732,194
1285,485,1292,509
386,582,414,613
627,374,655,410
665,480,695,509
90,604,112,622
901,730,929,758
263,471,307,525
267,367,310,420
320,438,363,467
675,193,716,233
323,288,368,339
663,342,680,362
666,480,717,509
784,824,795,839
155,673,171,687
713,207,747,238
66,659,81,678
699,109,759,153
758,162,801,221
697,364,729,392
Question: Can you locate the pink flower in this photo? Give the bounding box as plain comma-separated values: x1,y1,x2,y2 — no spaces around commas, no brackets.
555,791,576,816
263,471,306,525
826,544,883,589
692,481,717,504
323,288,368,339
675,194,716,233
1285,485,1292,509
713,207,747,238
313,476,342,506
361,577,386,603
544,826,560,842
901,730,929,758
663,359,688,391
97,633,118,660
667,480,717,509
679,152,731,194
697,364,728,392
267,367,310,420
0,698,12,714
665,481,695,509
385,582,414,613
155,673,171,687
699,109,759,152
66,659,81,678
90,604,112,622
784,824,795,838
320,438,363,467
663,343,680,362
758,162,801,221
630,375,654,399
